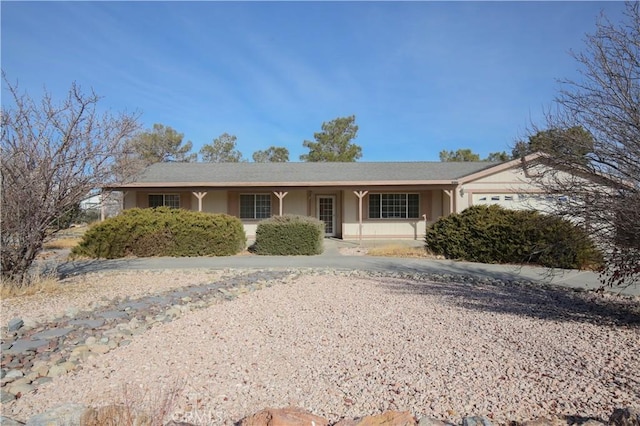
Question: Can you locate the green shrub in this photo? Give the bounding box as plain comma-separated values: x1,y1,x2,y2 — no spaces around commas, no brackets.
71,207,246,259
254,214,324,255
424,205,602,269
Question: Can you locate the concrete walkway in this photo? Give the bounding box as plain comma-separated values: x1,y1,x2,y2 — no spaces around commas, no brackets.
54,239,639,297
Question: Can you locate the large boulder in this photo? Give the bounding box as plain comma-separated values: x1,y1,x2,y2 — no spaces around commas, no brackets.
239,407,329,426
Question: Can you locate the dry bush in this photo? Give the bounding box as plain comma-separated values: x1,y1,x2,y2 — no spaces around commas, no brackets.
43,237,83,250
0,268,65,299
83,380,185,426
368,244,436,258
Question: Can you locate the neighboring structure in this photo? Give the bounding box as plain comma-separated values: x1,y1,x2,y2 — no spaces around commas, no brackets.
81,191,122,221
105,152,553,241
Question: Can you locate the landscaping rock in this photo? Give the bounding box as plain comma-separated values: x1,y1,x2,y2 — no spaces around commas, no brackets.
418,418,454,426
8,383,35,397
8,318,24,332
67,319,104,329
0,416,24,426
30,328,73,341
4,339,49,355
336,411,416,426
4,370,24,379
25,403,87,426
522,415,565,425
239,407,329,426
462,416,493,426
88,344,110,354
47,362,74,378
32,377,53,386
1,390,16,403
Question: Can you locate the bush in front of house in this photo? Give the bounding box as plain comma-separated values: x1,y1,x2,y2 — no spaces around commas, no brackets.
71,207,246,259
253,214,324,255
424,205,603,269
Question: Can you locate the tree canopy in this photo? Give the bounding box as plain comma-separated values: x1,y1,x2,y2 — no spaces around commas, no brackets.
485,151,512,162
199,133,244,162
300,115,362,162
512,126,594,163
128,123,196,165
439,148,512,162
252,146,289,162
439,149,480,162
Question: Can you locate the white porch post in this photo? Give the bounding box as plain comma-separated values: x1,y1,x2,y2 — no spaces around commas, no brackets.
100,189,105,222
274,191,288,216
443,189,454,215
192,192,207,212
353,190,368,244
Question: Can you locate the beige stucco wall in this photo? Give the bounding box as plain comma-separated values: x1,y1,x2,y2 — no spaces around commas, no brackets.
280,190,308,216
342,221,427,240
455,163,583,213
436,190,454,217
341,190,429,240
198,191,227,213
123,191,137,210
458,165,548,212
342,191,359,223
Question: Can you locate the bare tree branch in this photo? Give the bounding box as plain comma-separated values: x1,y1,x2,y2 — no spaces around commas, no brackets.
1,73,141,283
523,3,640,287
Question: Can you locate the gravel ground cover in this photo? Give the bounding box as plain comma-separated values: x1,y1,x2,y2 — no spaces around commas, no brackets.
2,270,639,425
1,270,230,326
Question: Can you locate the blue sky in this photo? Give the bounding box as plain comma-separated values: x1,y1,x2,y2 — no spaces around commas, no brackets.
1,1,626,162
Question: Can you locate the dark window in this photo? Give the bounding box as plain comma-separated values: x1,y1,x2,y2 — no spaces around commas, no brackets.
148,194,180,208
369,193,419,219
240,194,271,219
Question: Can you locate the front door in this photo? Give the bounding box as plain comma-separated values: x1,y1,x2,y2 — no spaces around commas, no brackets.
316,195,336,237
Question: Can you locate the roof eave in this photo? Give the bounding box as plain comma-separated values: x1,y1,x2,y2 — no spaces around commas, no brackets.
104,179,459,190
457,152,547,184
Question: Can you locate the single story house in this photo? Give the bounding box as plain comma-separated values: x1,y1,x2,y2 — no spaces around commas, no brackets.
106,152,554,241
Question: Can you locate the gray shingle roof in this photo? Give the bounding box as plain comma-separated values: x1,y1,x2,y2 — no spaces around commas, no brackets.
114,161,502,188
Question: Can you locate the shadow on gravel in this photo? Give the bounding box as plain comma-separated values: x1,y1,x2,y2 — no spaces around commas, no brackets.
368,258,583,284
55,259,139,278
373,262,640,328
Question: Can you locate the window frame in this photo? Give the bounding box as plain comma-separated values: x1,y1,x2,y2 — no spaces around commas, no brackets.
148,193,180,209
239,193,272,220
368,193,420,219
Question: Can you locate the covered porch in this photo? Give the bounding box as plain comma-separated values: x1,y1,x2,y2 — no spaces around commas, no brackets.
120,185,459,241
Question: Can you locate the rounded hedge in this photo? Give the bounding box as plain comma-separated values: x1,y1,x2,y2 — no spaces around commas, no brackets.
424,205,603,269
71,207,246,259
253,214,324,255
